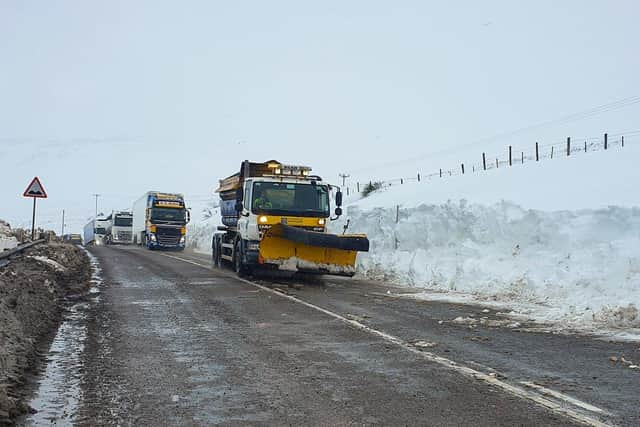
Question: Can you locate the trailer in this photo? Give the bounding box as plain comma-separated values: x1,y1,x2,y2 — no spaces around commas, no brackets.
83,218,108,246
212,160,369,277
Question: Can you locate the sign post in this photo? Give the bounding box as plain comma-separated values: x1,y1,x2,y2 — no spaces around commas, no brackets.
23,177,48,240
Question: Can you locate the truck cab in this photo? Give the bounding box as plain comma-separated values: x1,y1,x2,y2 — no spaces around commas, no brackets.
106,211,133,244
132,192,190,250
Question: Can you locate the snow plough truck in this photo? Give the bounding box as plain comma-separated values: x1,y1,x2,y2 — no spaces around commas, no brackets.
212,160,369,277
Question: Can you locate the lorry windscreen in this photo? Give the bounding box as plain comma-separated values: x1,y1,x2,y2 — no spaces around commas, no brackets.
251,182,329,217
150,208,186,222
114,217,132,227
95,227,107,234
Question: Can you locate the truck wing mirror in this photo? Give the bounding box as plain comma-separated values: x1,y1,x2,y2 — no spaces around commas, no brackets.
335,190,343,207
186,209,191,223
334,207,342,217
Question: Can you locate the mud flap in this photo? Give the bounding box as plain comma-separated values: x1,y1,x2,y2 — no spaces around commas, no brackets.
259,224,369,276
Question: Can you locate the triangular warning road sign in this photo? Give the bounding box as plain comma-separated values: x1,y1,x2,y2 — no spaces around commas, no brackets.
23,177,48,198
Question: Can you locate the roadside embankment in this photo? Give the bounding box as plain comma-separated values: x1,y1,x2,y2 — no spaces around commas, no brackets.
0,243,91,424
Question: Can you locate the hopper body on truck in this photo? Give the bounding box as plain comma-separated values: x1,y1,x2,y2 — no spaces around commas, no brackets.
212,160,369,277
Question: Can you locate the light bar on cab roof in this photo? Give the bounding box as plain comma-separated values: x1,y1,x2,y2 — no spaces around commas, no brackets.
269,163,312,176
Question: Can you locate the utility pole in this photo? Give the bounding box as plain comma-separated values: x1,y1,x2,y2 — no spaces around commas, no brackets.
338,173,350,187
92,194,100,219
61,209,65,236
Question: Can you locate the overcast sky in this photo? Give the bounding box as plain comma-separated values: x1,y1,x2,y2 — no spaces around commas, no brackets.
1,1,639,232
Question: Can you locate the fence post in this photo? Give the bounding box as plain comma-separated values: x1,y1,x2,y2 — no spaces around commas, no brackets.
521,152,524,164
535,142,539,161
496,158,499,168
396,205,399,224
584,141,587,152
417,173,420,182
482,152,486,170
439,168,442,178
551,146,554,158
567,137,570,156
357,182,360,193
509,146,512,166
346,187,350,196
473,165,475,172
622,136,625,147
604,133,608,150
461,163,465,174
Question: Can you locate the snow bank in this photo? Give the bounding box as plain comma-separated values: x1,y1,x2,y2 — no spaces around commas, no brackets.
186,200,220,254
0,219,18,251
334,145,640,337
344,201,640,330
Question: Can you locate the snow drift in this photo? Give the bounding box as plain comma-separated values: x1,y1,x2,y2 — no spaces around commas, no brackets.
344,201,640,330
334,145,640,336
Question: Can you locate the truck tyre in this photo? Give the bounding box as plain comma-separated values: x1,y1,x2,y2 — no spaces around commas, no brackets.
211,236,218,267
234,240,249,277
213,236,222,268
145,235,154,250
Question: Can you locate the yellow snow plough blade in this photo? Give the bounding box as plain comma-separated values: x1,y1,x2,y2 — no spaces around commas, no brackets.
259,223,369,277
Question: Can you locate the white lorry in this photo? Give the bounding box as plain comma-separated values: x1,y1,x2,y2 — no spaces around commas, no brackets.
83,217,109,246
105,210,133,244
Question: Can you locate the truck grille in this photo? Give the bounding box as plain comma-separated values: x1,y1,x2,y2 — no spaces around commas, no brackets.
157,227,181,246
116,231,132,241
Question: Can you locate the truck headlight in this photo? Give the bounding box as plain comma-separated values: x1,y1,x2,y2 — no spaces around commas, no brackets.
180,236,186,244
259,215,268,224
150,234,157,242
317,218,326,225
247,242,260,251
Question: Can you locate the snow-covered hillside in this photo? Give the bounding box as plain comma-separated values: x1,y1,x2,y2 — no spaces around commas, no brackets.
333,145,640,338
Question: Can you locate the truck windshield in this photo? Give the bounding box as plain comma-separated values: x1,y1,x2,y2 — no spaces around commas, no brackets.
114,217,132,227
150,208,186,222
251,182,329,217
95,228,107,234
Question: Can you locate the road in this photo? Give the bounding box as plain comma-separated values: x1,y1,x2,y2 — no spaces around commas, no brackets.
56,245,639,426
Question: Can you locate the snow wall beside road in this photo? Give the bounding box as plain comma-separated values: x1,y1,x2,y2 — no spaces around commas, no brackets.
334,145,640,333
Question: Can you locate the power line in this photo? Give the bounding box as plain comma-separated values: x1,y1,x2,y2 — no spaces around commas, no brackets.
349,96,640,174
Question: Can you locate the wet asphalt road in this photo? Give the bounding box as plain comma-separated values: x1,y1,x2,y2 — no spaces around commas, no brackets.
75,245,640,426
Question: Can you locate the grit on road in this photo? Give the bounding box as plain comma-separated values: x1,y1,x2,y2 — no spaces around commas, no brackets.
67,245,639,426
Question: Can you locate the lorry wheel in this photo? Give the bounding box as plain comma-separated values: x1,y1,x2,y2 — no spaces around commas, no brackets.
212,236,218,266
234,240,249,276
214,238,222,268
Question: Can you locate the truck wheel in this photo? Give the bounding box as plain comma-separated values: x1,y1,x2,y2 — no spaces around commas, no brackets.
212,236,220,268
234,240,249,276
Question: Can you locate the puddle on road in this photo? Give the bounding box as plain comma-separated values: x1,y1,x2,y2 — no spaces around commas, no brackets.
22,249,103,426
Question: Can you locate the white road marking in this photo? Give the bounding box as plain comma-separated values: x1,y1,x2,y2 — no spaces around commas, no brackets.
161,252,611,427
521,382,608,415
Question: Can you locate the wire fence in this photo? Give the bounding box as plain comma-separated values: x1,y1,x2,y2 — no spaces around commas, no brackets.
341,131,635,197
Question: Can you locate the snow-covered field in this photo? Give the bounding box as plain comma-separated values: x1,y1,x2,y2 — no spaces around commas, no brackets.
186,145,640,339
333,145,640,339
0,220,19,251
